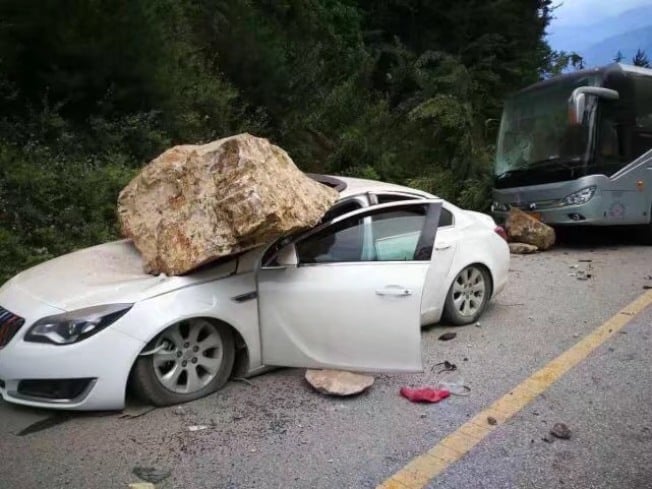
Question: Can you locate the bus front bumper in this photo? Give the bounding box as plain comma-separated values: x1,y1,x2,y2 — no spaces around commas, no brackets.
492,194,646,226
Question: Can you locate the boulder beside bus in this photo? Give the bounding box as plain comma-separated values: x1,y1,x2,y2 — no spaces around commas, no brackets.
117,133,339,275
508,242,539,254
505,208,555,250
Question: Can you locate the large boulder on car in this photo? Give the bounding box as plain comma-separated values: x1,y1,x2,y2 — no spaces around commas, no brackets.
117,133,339,275
505,208,556,250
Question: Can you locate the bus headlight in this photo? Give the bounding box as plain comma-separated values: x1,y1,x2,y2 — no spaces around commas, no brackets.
561,186,596,206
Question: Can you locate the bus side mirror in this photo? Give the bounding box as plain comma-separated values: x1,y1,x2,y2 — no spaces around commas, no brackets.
568,87,619,126
568,92,586,126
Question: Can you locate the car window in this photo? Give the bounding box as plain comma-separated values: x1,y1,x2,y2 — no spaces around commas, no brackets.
295,204,429,264
320,199,363,223
371,209,426,261
376,194,421,205
439,208,453,227
261,199,364,266
295,214,364,264
376,193,453,227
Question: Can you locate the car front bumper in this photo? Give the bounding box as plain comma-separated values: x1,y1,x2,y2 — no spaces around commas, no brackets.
0,328,145,410
0,286,145,411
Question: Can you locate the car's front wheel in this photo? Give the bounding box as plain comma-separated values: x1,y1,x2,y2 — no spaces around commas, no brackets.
443,265,491,325
131,318,235,406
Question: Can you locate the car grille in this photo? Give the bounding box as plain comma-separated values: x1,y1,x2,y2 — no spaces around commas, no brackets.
0,306,25,348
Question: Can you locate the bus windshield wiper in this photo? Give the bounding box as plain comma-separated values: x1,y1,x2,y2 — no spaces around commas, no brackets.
495,157,583,179
526,157,582,170
495,169,519,180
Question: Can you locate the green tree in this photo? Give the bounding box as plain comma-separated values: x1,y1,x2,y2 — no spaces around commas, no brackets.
541,50,585,78
0,0,251,155
633,49,651,68
0,0,558,282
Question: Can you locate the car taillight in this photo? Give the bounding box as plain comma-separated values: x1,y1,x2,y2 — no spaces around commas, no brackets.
494,225,508,241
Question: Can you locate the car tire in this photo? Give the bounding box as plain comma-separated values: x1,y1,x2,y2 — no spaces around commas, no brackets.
442,265,491,326
131,318,235,406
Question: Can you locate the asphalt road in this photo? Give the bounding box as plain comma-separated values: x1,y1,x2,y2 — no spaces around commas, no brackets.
1,230,651,489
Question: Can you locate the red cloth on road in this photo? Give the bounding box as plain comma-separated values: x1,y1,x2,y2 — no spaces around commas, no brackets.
400,387,450,403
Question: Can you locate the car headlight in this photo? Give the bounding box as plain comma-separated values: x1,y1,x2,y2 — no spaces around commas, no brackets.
561,186,596,206
25,304,132,345
491,201,510,213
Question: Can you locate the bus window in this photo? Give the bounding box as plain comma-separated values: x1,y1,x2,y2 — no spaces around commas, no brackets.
633,75,652,158
596,104,627,172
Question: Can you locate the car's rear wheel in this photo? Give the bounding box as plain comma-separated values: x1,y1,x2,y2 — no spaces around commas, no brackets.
131,318,235,406
443,265,491,325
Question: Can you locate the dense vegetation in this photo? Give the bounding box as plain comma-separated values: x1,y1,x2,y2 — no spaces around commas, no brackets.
1,0,565,282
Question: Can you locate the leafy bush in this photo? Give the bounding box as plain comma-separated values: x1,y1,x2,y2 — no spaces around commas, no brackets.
0,0,556,283
0,142,136,284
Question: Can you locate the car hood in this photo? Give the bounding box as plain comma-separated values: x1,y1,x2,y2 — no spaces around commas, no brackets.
4,240,239,311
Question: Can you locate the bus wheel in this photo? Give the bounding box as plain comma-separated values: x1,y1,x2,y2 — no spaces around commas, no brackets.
642,226,652,245
641,207,652,245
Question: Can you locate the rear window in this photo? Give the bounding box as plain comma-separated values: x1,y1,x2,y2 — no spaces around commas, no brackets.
439,208,453,227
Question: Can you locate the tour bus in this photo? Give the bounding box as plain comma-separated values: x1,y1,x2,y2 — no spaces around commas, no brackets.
491,63,652,237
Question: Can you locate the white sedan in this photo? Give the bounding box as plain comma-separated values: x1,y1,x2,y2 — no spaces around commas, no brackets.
0,175,509,410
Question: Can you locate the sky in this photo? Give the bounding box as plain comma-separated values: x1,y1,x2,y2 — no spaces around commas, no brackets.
549,0,652,27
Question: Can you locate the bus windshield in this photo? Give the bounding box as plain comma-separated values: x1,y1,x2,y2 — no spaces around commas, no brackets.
494,75,601,186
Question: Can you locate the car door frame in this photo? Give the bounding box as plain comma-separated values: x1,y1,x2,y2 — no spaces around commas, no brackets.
369,191,460,325
255,199,443,372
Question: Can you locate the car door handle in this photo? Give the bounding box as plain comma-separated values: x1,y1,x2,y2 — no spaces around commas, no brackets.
376,285,412,297
435,242,452,250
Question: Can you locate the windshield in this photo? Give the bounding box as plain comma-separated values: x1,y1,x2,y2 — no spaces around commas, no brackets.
494,75,601,184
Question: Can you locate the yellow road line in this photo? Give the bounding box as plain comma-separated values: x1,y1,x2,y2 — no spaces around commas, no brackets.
378,289,652,489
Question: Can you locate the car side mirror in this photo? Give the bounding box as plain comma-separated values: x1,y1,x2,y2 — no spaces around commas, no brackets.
262,243,298,270
276,243,298,266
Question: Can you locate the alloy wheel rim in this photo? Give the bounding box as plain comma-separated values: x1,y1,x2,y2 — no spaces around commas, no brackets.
452,267,486,317
152,319,224,394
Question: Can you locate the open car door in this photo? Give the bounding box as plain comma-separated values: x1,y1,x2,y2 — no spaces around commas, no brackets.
256,200,442,372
